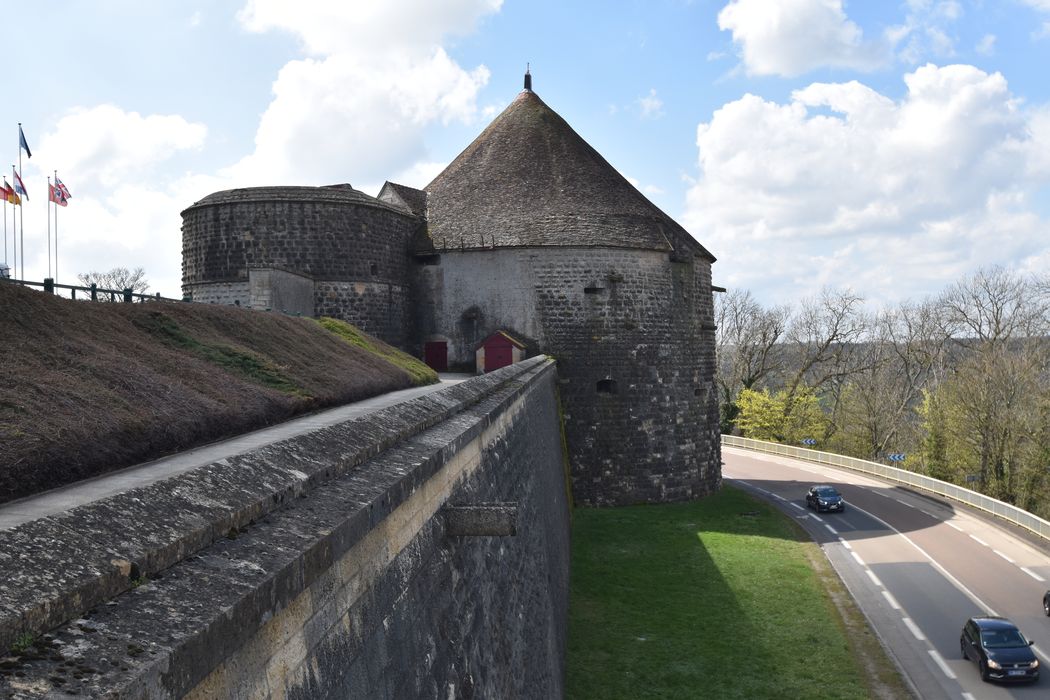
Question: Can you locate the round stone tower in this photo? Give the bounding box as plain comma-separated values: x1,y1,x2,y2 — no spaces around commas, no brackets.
181,185,419,349
415,76,722,506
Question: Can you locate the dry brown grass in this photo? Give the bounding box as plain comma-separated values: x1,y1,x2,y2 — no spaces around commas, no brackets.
0,283,425,503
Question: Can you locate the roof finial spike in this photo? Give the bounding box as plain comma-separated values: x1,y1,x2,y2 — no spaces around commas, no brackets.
524,63,532,92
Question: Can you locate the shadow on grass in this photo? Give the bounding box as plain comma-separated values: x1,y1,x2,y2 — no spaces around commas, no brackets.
567,486,873,699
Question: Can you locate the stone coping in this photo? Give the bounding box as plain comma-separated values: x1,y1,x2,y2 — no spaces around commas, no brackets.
0,357,550,655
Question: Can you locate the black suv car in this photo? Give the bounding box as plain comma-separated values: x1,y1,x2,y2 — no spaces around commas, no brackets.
960,616,1039,683
805,485,844,512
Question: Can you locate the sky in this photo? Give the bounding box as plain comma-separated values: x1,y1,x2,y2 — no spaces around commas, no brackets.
4,0,1050,307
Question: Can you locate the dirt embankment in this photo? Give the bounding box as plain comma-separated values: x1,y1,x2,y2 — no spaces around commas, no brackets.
0,283,437,504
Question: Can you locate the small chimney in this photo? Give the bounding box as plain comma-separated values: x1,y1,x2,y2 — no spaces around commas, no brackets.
524,63,532,92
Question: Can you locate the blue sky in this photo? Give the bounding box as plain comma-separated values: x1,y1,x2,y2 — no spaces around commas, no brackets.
4,0,1050,306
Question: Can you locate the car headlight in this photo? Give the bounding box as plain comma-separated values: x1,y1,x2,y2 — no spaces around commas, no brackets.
986,658,1002,670
1031,659,1040,669
818,500,827,505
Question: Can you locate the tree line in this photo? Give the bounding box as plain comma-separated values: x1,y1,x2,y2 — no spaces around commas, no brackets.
717,267,1050,518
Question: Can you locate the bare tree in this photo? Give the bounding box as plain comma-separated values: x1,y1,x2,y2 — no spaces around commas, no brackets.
924,267,1050,502
780,289,872,440
715,289,788,432
77,267,150,297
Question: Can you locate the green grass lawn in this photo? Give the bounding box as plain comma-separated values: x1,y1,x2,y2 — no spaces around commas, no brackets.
566,485,910,699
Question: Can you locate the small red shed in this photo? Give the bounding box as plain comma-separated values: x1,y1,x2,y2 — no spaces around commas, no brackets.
476,331,527,373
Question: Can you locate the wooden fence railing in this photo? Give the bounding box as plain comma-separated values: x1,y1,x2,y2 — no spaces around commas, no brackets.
1,276,186,303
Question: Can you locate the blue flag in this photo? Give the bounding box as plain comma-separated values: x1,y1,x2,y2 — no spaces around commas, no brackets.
19,125,31,159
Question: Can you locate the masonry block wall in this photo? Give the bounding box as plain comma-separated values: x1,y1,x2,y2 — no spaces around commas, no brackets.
416,247,721,506
181,186,418,347
0,359,570,699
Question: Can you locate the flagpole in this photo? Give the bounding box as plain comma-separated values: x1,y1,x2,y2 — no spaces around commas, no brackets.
54,171,59,282
47,176,52,279
10,165,17,280
17,123,24,280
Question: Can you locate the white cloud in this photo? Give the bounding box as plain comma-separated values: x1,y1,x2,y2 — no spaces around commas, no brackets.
637,89,664,119
975,34,996,56
226,0,499,186
717,0,889,76
35,106,207,192
19,106,216,295
684,64,1048,306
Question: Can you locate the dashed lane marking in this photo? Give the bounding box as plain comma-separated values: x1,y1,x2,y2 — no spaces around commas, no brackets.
881,590,901,610
790,502,804,511
1021,567,1046,582
994,550,1015,564
903,617,926,641
945,521,963,532
969,534,989,547
840,539,853,551
928,650,956,680
865,569,883,587
824,524,838,535
850,551,865,566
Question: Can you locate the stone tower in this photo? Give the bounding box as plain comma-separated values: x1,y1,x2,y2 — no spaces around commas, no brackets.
410,75,721,505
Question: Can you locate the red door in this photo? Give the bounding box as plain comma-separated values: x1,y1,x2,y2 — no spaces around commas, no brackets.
424,341,447,371
485,343,513,372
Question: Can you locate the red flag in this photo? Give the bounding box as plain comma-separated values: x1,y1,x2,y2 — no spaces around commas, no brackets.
49,183,68,207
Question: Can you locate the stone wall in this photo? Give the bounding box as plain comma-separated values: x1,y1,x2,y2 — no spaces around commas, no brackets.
249,267,315,316
415,247,721,506
315,280,412,351
183,279,249,306
0,358,569,699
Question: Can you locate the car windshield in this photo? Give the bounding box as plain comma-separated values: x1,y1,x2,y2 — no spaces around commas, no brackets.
981,628,1029,649
816,488,839,498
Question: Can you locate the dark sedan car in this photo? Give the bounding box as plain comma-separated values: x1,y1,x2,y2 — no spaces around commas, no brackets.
961,616,1039,683
805,485,844,512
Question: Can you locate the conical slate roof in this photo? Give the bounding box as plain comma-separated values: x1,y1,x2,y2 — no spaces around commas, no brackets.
423,88,714,261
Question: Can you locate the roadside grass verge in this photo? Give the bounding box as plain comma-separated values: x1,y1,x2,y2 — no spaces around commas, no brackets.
315,317,438,386
567,485,911,699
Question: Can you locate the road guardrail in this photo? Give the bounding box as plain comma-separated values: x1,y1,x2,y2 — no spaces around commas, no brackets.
721,434,1050,543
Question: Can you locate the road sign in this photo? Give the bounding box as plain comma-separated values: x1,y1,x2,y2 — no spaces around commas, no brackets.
801,438,816,446
887,453,906,462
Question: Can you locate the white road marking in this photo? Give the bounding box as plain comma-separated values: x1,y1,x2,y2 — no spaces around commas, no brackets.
894,498,915,508
772,493,786,501
840,539,852,551
865,569,883,587
841,502,999,615
881,590,901,610
903,617,926,640
1021,567,1046,582
851,551,865,566
790,502,804,511
994,550,1015,564
928,650,956,680
810,513,823,522
961,693,976,700
969,534,989,547
824,524,838,535
945,521,963,532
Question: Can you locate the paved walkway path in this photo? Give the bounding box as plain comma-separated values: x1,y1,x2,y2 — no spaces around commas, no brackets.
0,376,470,531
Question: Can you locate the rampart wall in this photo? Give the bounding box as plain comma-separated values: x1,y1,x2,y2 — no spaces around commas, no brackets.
0,357,569,699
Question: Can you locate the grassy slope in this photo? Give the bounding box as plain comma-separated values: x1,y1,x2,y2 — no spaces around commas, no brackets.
567,486,912,699
0,283,436,504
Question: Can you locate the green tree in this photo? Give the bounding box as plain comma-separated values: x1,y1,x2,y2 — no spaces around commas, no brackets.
736,386,827,446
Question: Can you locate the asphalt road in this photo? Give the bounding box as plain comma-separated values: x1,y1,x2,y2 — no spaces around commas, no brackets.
724,446,1050,700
